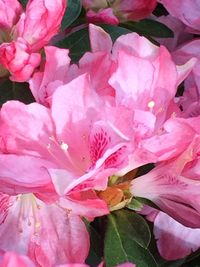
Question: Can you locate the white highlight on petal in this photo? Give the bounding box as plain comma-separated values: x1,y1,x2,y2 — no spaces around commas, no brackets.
148,100,155,109
60,141,68,151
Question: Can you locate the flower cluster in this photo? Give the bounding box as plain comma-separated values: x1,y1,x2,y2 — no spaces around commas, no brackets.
1,0,200,267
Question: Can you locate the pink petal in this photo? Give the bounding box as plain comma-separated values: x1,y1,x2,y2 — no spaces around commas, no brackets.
29,46,70,104
14,0,66,51
89,24,113,53
0,0,22,30
0,100,53,158
154,211,200,260
0,154,53,194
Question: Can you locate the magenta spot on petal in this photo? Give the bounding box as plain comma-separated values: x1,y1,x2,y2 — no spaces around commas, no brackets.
105,146,126,168
90,128,111,164
0,193,11,225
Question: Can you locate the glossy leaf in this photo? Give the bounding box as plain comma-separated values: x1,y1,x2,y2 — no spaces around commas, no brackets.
61,0,82,30
57,27,90,62
19,0,28,8
100,24,131,41
85,220,102,266
104,210,157,267
0,79,13,106
121,19,174,38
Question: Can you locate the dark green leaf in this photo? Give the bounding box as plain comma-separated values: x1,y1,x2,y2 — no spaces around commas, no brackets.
134,197,160,210
85,220,102,266
121,19,174,38
19,0,28,8
61,0,82,30
0,79,14,106
100,24,131,41
13,82,35,104
104,210,157,267
57,27,90,62
159,259,185,267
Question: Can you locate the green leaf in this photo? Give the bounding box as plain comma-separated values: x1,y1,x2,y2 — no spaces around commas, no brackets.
100,24,131,41
159,259,185,267
85,222,102,266
0,79,14,106
121,19,174,38
0,80,34,105
61,0,82,30
104,210,157,267
127,198,143,211
57,27,90,62
13,82,35,104
19,0,28,8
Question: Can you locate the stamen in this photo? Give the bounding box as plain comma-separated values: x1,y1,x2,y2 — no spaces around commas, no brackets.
17,194,41,233
60,141,68,151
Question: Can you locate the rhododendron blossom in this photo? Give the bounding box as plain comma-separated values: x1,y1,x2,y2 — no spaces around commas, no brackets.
0,1,200,265
0,73,135,197
131,122,200,228
82,0,157,25
0,0,66,81
0,193,90,266
159,0,200,34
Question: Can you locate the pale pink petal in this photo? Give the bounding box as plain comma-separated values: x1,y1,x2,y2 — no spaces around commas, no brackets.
29,46,71,104
0,154,53,194
51,74,102,138
78,52,115,98
89,24,112,53
131,149,200,228
154,211,200,260
0,100,54,157
29,211,89,266
0,0,22,29
155,15,193,52
0,194,89,266
141,118,197,161
160,0,200,33
0,252,35,267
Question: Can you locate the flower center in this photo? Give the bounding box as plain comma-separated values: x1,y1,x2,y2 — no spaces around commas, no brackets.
16,193,41,233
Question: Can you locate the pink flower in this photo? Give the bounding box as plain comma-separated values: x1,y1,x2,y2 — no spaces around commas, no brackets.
13,0,66,51
0,0,66,81
141,206,200,260
29,25,197,167
154,15,193,52
159,0,200,34
131,120,200,228
0,73,133,197
29,26,115,105
172,40,200,118
0,38,41,82
0,0,22,30
0,193,90,266
29,46,72,105
83,0,157,25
